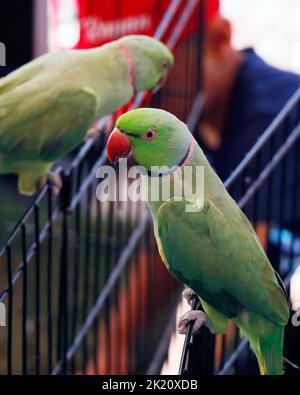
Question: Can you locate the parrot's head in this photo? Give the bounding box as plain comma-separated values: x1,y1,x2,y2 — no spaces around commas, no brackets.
117,35,174,92
107,108,193,172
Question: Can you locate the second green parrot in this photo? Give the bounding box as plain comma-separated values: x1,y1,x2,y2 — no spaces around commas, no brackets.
0,35,173,195
107,108,290,375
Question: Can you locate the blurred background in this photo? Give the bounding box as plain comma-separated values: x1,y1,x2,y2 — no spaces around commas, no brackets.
0,0,300,375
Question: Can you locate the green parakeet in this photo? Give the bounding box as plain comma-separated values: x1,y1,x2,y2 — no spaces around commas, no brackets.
106,108,290,375
0,35,173,195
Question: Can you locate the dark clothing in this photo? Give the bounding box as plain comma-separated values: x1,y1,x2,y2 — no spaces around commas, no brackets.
216,48,300,180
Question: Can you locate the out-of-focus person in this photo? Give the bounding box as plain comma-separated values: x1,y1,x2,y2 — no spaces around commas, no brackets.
200,5,300,182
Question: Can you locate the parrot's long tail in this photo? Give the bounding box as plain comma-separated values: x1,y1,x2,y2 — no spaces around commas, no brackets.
236,312,285,375
254,324,284,375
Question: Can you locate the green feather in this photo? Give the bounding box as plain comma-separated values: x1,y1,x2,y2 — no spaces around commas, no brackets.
115,108,290,375
0,36,173,195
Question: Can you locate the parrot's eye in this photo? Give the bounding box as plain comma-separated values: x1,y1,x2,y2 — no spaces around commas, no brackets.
161,60,169,69
144,129,157,141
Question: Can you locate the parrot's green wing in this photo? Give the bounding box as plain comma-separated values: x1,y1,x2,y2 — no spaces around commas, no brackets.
0,86,98,164
157,198,289,325
0,57,45,94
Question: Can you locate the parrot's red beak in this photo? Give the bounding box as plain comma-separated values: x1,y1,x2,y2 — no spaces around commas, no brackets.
107,127,132,163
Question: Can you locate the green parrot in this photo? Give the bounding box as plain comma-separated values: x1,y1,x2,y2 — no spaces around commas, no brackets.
0,35,173,195
106,108,290,375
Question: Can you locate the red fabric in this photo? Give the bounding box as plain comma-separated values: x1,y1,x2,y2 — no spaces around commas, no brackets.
49,0,220,49
206,0,219,21
76,0,169,48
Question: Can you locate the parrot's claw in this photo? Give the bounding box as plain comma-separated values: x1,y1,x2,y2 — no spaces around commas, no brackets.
40,172,62,195
177,310,215,335
182,288,198,307
84,126,101,141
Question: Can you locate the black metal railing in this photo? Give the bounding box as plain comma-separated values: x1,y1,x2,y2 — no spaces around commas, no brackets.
179,86,300,375
0,0,207,375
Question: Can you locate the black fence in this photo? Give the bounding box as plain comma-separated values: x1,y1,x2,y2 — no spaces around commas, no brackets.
0,0,208,375
179,86,300,375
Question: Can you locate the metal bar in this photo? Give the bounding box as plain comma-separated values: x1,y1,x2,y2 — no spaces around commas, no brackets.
21,225,27,375
0,206,61,303
238,122,300,210
166,0,199,49
81,184,93,374
51,214,150,375
103,201,115,374
132,0,197,110
6,246,12,375
146,301,178,374
57,211,69,374
217,339,248,375
34,205,41,374
154,0,182,41
288,138,300,265
70,162,83,374
47,188,53,374
225,87,300,189
178,296,199,374
92,198,102,374
70,118,108,170
0,166,63,255
70,148,107,210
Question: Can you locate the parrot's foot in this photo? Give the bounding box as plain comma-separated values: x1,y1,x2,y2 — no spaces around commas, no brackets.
177,310,215,335
40,172,62,195
84,126,101,141
182,288,198,307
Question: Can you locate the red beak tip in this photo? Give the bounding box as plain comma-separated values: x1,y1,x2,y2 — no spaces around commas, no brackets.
106,128,131,163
